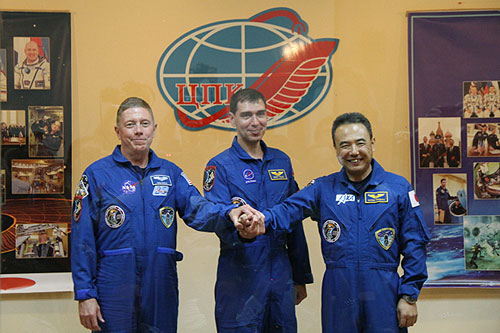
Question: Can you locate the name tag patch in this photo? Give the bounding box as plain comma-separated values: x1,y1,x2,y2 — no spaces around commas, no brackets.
364,191,388,204
153,186,169,196
268,169,287,181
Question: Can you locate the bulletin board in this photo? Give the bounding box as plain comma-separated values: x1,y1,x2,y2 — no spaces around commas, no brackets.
408,10,500,287
0,11,72,293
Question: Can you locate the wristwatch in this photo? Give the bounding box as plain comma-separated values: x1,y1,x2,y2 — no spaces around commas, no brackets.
401,294,417,304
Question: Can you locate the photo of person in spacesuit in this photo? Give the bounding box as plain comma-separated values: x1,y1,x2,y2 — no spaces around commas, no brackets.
14,38,50,90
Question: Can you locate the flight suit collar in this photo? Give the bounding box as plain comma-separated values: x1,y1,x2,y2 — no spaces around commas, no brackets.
230,136,269,162
112,145,161,171
339,158,385,192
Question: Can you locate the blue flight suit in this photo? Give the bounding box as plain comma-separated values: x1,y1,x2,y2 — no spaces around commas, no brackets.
435,185,451,223
71,146,235,333
263,160,430,333
203,138,313,332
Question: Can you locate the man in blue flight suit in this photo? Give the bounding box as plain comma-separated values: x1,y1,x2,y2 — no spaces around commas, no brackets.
71,97,261,332
232,112,430,332
203,88,313,332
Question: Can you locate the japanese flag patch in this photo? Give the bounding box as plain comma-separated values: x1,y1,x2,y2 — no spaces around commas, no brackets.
408,190,419,208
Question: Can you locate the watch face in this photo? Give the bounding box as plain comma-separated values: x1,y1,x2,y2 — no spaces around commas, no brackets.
402,295,417,304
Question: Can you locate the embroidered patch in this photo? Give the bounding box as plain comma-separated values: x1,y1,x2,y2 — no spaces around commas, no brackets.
268,169,287,181
105,205,125,228
336,193,355,205
159,206,175,228
408,190,420,208
322,220,341,243
74,174,89,199
242,168,256,183
72,198,82,222
150,175,172,186
375,228,395,250
231,196,248,206
153,186,169,196
203,166,216,192
364,191,388,204
181,172,193,185
121,180,137,194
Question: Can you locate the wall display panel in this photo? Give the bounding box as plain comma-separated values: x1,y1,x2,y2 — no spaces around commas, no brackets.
0,12,71,293
408,10,500,287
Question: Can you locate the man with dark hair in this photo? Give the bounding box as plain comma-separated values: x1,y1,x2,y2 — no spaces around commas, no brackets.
435,178,452,223
71,97,262,332
233,112,430,332
419,136,432,167
203,88,313,332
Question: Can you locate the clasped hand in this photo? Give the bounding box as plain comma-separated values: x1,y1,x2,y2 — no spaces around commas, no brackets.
229,205,266,239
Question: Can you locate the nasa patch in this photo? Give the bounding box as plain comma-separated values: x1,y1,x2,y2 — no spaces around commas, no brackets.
72,198,82,222
121,180,137,194
105,205,125,228
268,169,287,181
242,168,256,184
153,186,169,196
322,220,341,243
150,175,172,186
203,166,216,192
375,228,395,250
159,206,175,229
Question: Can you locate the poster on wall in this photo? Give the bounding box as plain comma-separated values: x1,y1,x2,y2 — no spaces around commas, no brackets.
0,12,72,293
408,11,500,287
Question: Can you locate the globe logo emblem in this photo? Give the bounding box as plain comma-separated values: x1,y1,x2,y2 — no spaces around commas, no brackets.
157,8,339,131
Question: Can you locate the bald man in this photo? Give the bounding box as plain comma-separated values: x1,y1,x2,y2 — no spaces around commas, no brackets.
14,40,50,90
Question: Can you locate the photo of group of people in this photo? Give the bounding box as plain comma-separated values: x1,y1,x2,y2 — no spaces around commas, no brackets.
418,117,461,168
1,110,26,145
15,223,68,259
10,159,64,194
467,122,500,156
463,81,500,118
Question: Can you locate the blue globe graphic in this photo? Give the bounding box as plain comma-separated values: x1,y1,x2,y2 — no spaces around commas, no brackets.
157,19,334,130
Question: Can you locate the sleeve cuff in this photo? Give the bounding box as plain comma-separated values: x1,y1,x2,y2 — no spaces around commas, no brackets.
74,288,98,300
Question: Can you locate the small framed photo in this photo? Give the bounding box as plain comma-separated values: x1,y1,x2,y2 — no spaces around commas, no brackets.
15,223,69,259
1,110,27,146
0,48,6,101
11,159,64,195
418,117,461,168
473,162,500,199
28,106,64,157
464,215,500,271
13,37,50,90
463,81,500,118
433,173,467,224
467,123,500,157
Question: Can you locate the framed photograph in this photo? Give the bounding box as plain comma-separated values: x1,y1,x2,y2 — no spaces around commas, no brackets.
13,37,50,90
15,223,69,259
0,48,6,101
467,122,500,157
418,117,461,168
463,81,500,118
473,162,500,200
432,174,467,224
464,215,500,271
1,110,26,146
28,106,64,157
11,159,64,195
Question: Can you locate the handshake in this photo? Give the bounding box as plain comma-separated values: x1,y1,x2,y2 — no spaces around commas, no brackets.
229,205,266,239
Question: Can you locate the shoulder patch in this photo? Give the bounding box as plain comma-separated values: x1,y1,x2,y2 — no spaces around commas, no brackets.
408,190,420,207
203,166,216,191
159,206,175,228
181,172,193,186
